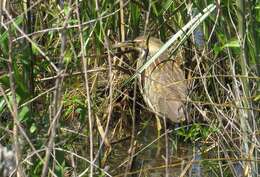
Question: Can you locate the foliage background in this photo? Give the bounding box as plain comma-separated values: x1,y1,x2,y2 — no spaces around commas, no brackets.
0,0,259,176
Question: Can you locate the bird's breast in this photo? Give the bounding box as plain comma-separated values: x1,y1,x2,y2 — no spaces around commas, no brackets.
137,57,187,123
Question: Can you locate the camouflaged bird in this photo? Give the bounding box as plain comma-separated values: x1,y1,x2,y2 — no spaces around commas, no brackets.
116,36,187,123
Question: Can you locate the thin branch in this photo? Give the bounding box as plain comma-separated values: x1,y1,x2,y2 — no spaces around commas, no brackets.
76,1,94,176
40,0,72,176
2,9,59,72
13,0,131,42
6,10,25,177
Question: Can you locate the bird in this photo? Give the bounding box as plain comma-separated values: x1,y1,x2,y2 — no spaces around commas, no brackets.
115,36,188,123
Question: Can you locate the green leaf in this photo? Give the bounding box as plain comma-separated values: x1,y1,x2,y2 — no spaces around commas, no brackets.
19,106,29,122
255,4,260,9
73,98,85,106
31,43,40,55
222,40,240,48
160,0,173,14
76,107,83,113
0,16,23,55
151,2,159,16
0,31,8,55
213,44,222,56
0,97,6,113
30,123,37,133
64,49,72,64
254,94,260,101
63,3,70,16
130,3,141,27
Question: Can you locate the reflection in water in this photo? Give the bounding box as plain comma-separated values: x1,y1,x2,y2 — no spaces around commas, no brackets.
190,145,202,177
109,122,203,177
131,124,202,177
107,119,247,177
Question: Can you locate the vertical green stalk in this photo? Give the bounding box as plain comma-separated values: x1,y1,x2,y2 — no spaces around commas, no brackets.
236,0,254,176
26,0,34,94
236,1,249,97
251,1,260,93
250,1,259,175
6,4,25,177
26,0,34,115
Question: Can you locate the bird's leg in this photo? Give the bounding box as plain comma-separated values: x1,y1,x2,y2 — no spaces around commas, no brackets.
155,116,162,134
155,116,162,158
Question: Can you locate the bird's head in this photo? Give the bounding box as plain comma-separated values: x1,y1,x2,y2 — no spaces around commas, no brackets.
114,36,164,56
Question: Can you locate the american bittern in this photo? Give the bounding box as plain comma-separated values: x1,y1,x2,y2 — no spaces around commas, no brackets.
116,36,187,123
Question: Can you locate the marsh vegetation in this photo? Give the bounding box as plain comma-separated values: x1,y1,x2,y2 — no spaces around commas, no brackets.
0,0,259,176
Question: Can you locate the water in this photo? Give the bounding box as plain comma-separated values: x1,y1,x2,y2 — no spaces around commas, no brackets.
108,121,203,177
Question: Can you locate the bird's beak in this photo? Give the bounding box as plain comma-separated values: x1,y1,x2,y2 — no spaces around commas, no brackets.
112,41,137,49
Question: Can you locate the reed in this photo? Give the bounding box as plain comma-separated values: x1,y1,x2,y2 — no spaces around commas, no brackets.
0,0,259,176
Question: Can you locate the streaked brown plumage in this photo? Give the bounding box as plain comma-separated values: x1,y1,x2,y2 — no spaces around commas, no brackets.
116,36,187,123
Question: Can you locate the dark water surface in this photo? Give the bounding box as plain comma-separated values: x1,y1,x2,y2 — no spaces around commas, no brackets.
108,122,204,177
